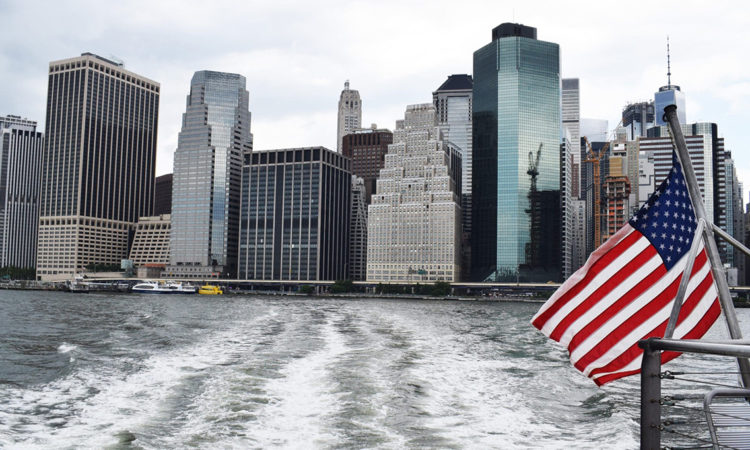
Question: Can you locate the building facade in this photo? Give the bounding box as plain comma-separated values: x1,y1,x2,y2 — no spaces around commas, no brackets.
367,104,461,282
433,74,473,280
341,126,393,203
472,23,561,282
238,147,351,281
154,173,172,215
37,53,159,280
337,81,361,152
0,116,43,269
562,78,580,198
167,71,252,279
622,101,655,141
129,214,171,266
349,176,367,281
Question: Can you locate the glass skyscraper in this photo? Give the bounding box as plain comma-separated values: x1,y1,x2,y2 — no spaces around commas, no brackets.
167,71,252,278
472,23,561,282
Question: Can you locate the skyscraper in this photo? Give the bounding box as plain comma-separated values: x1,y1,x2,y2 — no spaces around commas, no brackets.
349,176,367,281
622,101,655,141
36,53,159,280
167,71,252,278
0,116,43,270
154,173,173,215
237,147,351,281
562,78,580,198
472,23,561,282
337,81,361,152
341,125,393,203
367,104,462,282
433,74,473,280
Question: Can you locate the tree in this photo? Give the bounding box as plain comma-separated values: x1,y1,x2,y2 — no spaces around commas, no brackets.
430,281,451,297
330,279,354,294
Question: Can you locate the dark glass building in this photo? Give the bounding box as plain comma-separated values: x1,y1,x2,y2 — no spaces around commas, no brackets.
154,173,172,215
471,23,561,282
0,116,43,269
238,147,351,281
37,53,159,280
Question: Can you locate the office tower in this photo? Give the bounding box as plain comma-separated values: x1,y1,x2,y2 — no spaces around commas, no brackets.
570,199,586,271
472,23,561,282
562,78,580,198
129,214,171,266
581,140,609,254
238,147,351,281
433,74,473,280
167,71,252,279
341,125,393,203
610,128,640,216
0,116,43,269
560,132,574,278
154,173,172,215
36,53,159,280
367,104,461,282
349,176,367,281
654,86,686,126
622,101,655,141
337,81,361,152
638,153,656,207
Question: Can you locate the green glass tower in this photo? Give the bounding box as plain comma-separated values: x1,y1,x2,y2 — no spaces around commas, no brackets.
471,23,561,282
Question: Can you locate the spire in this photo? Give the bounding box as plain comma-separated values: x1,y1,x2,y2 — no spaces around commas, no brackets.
345,80,350,90
667,36,672,88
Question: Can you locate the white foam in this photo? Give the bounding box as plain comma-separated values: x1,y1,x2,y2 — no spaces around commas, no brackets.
57,343,77,354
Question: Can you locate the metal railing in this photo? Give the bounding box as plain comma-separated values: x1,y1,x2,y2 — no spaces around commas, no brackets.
639,338,750,449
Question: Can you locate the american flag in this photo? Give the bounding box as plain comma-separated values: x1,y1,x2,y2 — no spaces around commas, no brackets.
532,152,720,385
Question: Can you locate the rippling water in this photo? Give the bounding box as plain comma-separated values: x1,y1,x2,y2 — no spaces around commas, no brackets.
1,290,749,449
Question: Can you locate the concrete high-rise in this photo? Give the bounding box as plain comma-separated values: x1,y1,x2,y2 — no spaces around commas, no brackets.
36,53,159,280
0,116,43,269
167,71,252,279
562,78,580,198
337,81,361,152
433,74,473,280
349,176,367,281
238,147,351,281
472,23,561,282
367,104,462,282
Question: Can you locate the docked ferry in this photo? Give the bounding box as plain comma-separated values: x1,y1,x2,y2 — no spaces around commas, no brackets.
131,281,197,294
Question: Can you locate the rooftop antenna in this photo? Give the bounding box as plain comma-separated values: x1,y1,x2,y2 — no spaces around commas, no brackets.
345,80,350,90
666,36,672,88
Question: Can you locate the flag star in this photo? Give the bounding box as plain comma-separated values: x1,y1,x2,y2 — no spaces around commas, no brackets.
654,211,660,217
679,236,684,242
644,203,650,210
652,222,658,228
674,212,680,218
651,232,657,238
671,234,676,240
655,201,661,206
677,247,682,253
672,223,678,229
660,244,665,249
661,233,667,239
667,256,672,262
666,200,671,206
666,189,671,195
667,179,671,184
641,223,647,229
644,213,649,219
632,216,638,222
669,245,674,251
663,222,669,228
681,214,686,220
681,225,685,231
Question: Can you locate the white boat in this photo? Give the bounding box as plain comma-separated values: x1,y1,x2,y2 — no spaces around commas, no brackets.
131,281,197,294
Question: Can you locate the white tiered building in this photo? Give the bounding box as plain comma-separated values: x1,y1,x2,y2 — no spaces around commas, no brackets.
366,104,462,282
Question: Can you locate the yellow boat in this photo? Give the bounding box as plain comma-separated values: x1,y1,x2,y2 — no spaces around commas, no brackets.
198,285,223,295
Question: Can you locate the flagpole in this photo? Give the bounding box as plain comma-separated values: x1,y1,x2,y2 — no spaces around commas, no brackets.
663,105,750,387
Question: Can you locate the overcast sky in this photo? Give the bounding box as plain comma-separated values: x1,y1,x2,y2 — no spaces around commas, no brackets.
2,0,749,198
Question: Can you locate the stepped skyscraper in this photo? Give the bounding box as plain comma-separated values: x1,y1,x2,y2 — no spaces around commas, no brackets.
167,71,252,278
36,53,159,280
471,23,562,282
367,104,462,282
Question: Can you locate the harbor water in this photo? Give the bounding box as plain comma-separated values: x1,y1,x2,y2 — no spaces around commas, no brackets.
1,290,747,449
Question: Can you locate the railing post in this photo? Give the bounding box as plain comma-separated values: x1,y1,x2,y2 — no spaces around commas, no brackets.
641,340,662,450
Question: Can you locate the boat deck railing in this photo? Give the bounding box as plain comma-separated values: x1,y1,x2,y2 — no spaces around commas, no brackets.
639,338,750,449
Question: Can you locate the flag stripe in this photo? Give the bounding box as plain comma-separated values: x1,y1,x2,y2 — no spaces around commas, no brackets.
538,229,648,335
550,243,659,342
569,247,706,364
531,227,638,329
582,259,714,377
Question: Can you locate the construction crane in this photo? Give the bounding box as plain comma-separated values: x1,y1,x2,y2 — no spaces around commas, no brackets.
526,143,543,266
583,136,609,247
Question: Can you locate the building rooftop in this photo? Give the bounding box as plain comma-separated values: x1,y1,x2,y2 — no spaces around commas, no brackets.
435,74,473,92
492,23,537,40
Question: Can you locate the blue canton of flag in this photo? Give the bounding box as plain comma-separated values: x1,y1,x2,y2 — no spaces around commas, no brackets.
628,152,696,270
